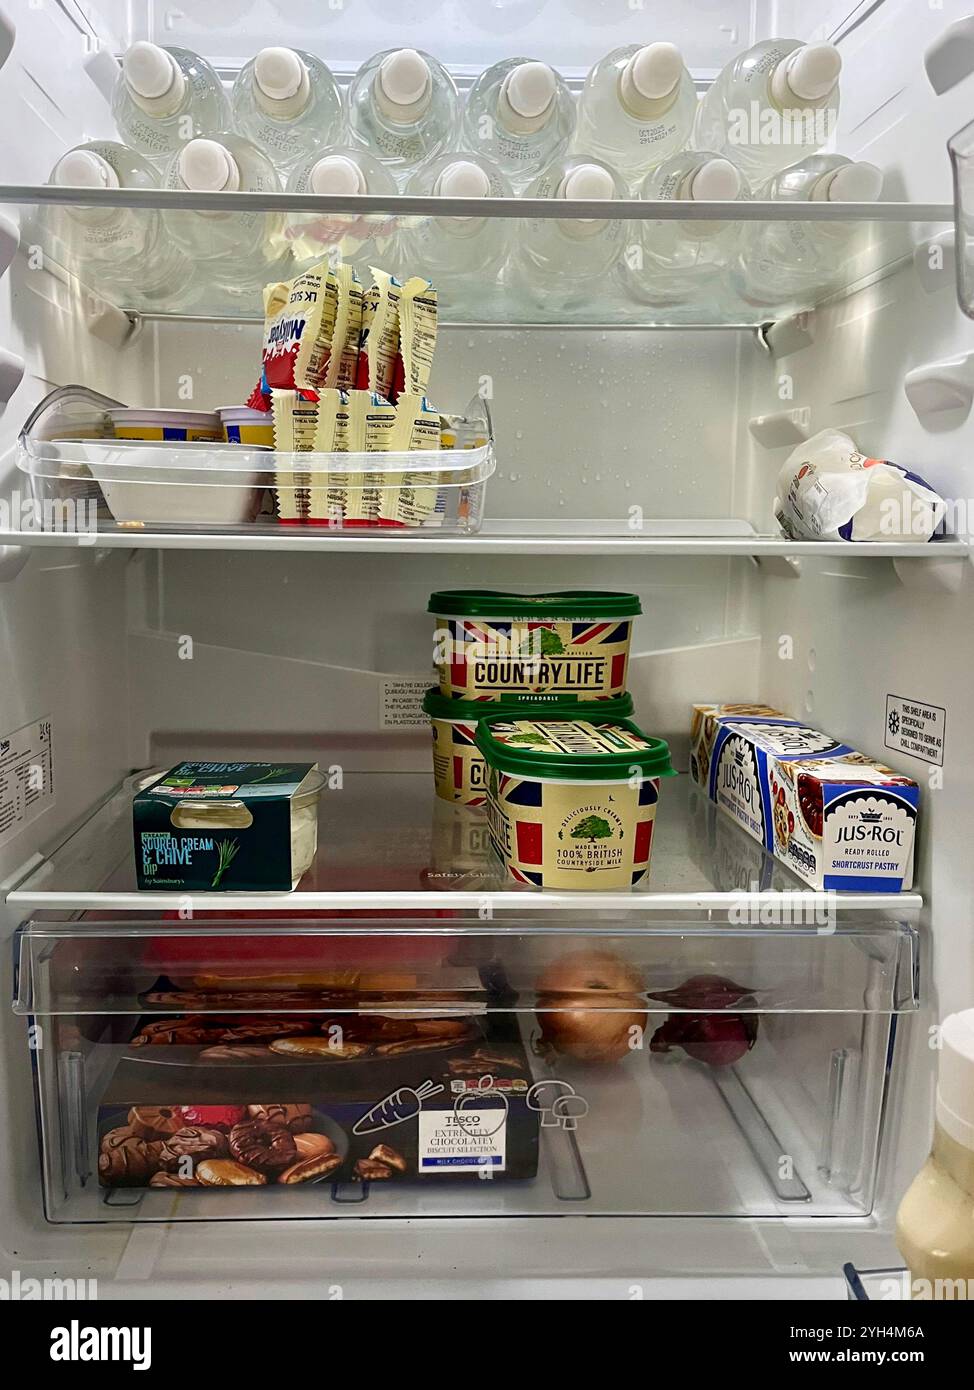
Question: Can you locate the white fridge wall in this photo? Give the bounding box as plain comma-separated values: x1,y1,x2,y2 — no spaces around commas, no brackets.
93,0,807,77
0,0,147,884
0,0,970,1294
742,0,974,1216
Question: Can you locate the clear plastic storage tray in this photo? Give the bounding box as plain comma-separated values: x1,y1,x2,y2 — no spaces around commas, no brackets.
16,386,495,536
16,915,918,1224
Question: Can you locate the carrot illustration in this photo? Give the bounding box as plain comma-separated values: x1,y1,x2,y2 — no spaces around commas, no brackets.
352,1079,444,1136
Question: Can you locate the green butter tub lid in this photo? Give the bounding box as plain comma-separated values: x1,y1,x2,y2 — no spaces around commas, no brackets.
474,713,675,782
427,589,642,619
422,689,635,721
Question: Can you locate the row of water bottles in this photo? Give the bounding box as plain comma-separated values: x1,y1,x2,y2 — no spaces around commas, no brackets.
102,37,849,187
45,36,883,313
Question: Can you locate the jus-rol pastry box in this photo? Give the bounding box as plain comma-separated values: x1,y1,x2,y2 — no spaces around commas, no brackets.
96,1016,539,1190
689,704,919,892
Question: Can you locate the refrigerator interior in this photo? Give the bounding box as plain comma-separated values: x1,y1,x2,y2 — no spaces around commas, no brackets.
0,0,972,1297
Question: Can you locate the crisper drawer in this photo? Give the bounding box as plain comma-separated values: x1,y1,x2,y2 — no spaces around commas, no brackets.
14,916,918,1224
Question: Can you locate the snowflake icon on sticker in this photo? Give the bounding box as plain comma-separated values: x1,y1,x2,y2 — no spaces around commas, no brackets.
888,710,901,736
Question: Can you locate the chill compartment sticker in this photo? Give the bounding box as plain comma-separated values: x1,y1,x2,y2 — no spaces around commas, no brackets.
885,694,945,766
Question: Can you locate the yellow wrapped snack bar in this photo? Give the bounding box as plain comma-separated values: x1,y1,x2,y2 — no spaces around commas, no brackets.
391,392,443,528
309,387,350,526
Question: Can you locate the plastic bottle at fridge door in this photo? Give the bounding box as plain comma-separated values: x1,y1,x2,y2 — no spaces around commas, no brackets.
47,142,199,312
283,148,398,278
510,155,627,310
692,39,841,183
345,47,460,183
736,155,883,307
230,47,343,176
463,57,575,190
112,42,230,164
163,135,288,294
395,154,513,309
572,43,697,189
618,150,749,312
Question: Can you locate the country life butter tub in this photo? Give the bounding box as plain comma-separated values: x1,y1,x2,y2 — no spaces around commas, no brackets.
429,590,641,701
476,715,674,890
423,689,635,806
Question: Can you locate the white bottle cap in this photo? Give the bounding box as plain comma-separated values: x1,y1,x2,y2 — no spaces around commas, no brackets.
379,48,431,109
502,61,556,119
777,42,841,103
689,157,742,201
177,139,241,193
560,162,617,201
827,161,883,202
53,149,120,190
628,42,683,101
254,47,307,102
124,41,183,102
309,155,366,196
936,1009,974,1150
435,160,491,199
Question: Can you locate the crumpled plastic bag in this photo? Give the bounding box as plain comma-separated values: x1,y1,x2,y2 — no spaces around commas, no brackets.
774,428,947,542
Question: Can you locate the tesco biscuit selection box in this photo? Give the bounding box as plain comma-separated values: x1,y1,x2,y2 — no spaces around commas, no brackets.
689,704,919,892
96,1011,540,1191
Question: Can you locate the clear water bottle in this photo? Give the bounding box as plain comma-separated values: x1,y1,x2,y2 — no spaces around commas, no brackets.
283,147,398,277
463,57,575,190
230,47,342,176
619,150,749,309
345,48,460,183
46,141,198,311
112,42,230,164
395,153,512,309
512,155,628,310
573,43,697,189
163,135,287,293
693,39,842,182
736,154,883,306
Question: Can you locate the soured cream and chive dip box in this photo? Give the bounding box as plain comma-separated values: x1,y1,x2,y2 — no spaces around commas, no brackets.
422,688,635,806
134,762,323,892
429,590,641,702
476,714,674,890
689,705,919,892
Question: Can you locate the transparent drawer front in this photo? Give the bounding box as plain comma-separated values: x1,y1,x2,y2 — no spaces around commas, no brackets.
17,918,917,1224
